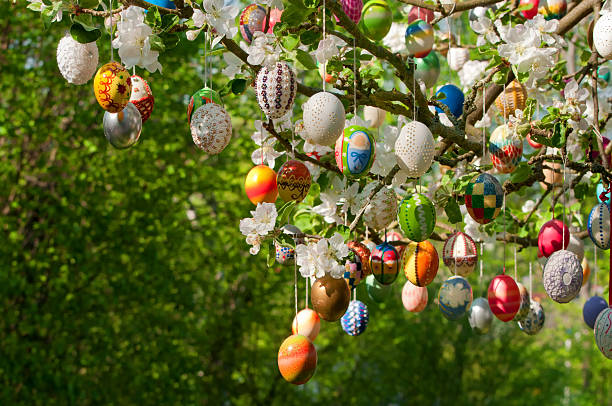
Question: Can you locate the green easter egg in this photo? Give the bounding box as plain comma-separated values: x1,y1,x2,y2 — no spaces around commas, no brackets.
398,193,436,242
359,0,393,41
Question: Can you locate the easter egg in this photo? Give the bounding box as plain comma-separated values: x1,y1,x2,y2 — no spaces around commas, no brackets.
567,234,585,261
292,308,321,341
103,102,142,149
93,62,132,113
56,33,99,85
538,0,566,20
488,274,521,322
464,173,503,224
594,13,612,60
583,296,608,329
190,104,233,154
146,0,175,8
348,241,372,276
435,84,464,118
442,231,478,277
335,125,375,177
302,92,346,147
277,160,311,203
402,240,439,287
518,300,545,335
277,334,317,384
407,6,434,23
415,51,440,88
594,307,612,359
489,125,523,174
405,20,434,58
468,297,493,334
365,274,391,302
245,165,278,204
275,225,303,266
264,8,283,33
447,47,470,71
340,0,363,24
402,280,428,312
495,80,527,119
359,0,392,41
311,274,351,322
363,186,397,231
596,181,611,205
582,257,590,285
599,66,611,85
187,87,223,125
255,62,297,120
438,276,473,321
343,247,367,290
341,300,369,336
527,133,543,149
538,220,569,258
543,250,583,303
514,282,531,322
363,105,386,128
520,0,539,19
240,4,267,44
394,121,435,178
588,203,610,250
397,193,436,242
370,243,400,285
129,75,154,123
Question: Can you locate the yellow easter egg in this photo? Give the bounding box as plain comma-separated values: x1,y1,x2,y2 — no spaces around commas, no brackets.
93,62,132,113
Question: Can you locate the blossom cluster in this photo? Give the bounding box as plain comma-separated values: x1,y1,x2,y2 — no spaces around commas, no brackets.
295,233,349,279
239,203,278,255
112,6,162,73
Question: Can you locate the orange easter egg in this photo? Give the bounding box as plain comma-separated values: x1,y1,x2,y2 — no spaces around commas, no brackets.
245,165,278,204
93,62,132,113
277,334,317,385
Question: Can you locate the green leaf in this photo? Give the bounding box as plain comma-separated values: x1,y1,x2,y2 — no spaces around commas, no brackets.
41,1,62,30
334,225,351,241
161,14,179,32
492,69,509,85
282,34,300,51
300,30,320,46
161,33,179,50
304,0,319,8
510,162,533,183
70,22,101,44
523,98,537,121
149,34,165,53
296,49,317,70
281,5,312,27
574,183,588,200
277,201,297,227
78,0,100,9
229,78,247,95
444,198,462,224
145,6,163,30
266,240,276,267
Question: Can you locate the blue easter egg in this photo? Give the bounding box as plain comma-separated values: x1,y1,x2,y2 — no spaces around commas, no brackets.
341,300,369,336
145,0,176,9
596,181,611,205
438,276,473,321
583,296,608,329
435,84,464,118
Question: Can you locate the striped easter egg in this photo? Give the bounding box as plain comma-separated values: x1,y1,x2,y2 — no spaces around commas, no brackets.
538,0,566,20
442,231,478,277
543,250,582,303
341,300,369,336
588,203,610,250
495,80,527,119
405,20,434,58
397,193,436,242
255,62,297,120
438,276,473,321
401,240,439,287
489,125,523,174
335,125,376,177
402,280,428,312
594,307,612,359
277,334,317,384
488,274,521,322
464,173,503,225
359,0,392,41
370,243,400,285
244,165,278,204
518,300,545,335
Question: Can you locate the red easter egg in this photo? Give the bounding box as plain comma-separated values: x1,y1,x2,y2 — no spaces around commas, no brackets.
488,274,521,322
538,219,569,258
527,133,543,149
589,137,611,167
245,165,278,205
520,0,539,19
408,6,434,23
277,334,317,385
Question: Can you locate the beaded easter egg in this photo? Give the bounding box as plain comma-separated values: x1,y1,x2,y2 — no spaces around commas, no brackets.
292,308,321,342
442,231,478,277
407,6,434,23
277,160,311,203
464,173,503,224
365,274,391,302
56,33,99,85
340,0,363,24
348,240,372,276
394,121,435,178
129,75,154,123
341,300,369,336
359,0,392,41
370,243,400,285
187,87,223,125
364,105,386,128
240,4,267,44
588,203,610,250
583,296,608,329
255,62,297,120
335,125,375,177
302,92,346,147
402,240,439,287
468,297,493,334
518,300,545,335
567,234,585,261
594,307,612,359
594,13,612,60
103,102,142,149
415,51,440,88
397,194,436,242
435,84,464,118
93,62,132,113
538,0,566,20
596,181,611,205
447,47,470,71
514,282,531,322
275,224,303,266
245,165,278,204
405,20,434,58
496,80,527,119
190,103,232,154
438,276,473,321
311,274,351,322
543,249,583,303
489,125,523,174
277,334,317,385
363,186,397,231
488,274,521,322
520,0,539,19
402,280,428,313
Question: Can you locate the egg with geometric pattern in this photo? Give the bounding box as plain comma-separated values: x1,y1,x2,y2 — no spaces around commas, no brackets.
394,121,435,178
464,173,503,225
341,300,369,336
588,203,610,250
442,231,478,276
93,62,132,113
489,124,523,174
438,276,473,321
370,242,399,285
542,249,583,303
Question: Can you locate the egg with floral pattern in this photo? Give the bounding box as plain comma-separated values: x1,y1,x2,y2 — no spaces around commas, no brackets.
438,276,473,321
93,62,132,113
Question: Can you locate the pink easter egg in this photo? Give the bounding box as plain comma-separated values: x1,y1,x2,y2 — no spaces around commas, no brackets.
402,280,428,313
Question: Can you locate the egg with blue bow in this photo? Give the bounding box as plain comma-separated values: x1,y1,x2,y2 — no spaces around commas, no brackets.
438,276,473,321
335,125,375,177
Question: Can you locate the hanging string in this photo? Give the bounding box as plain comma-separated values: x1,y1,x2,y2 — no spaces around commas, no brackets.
529,262,533,301
561,150,567,244
594,245,598,287
132,66,135,76
322,0,326,92
412,58,416,121
514,245,517,281
109,0,114,62
260,112,265,165
502,192,507,274
479,242,483,294
294,253,298,334
305,275,309,308
482,87,486,164
502,83,507,127
353,37,357,117
203,29,208,88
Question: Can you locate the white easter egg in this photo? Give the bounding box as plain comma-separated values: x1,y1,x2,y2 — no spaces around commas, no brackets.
56,33,99,85
364,106,386,128
302,92,346,147
255,62,297,119
394,121,435,178
594,12,612,60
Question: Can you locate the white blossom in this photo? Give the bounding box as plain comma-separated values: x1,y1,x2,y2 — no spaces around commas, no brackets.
112,6,162,73
312,190,342,224
295,234,348,279
314,37,339,64
458,60,488,89
516,47,557,87
383,23,407,53
522,199,536,213
251,120,284,167
247,32,281,66
559,79,590,132
524,14,558,45
339,181,361,216
239,203,278,255
470,17,501,47
497,24,540,65
202,0,239,47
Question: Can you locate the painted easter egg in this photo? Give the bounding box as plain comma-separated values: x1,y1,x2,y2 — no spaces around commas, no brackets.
435,84,464,118
103,102,142,149
405,20,434,58
370,243,400,285
468,297,493,334
538,219,570,258
527,133,543,149
302,92,346,147
348,240,372,276
402,240,439,287
240,4,267,44
245,165,278,204
129,75,154,123
275,225,303,266
438,276,473,321
538,0,567,20
277,160,311,203
397,193,436,242
335,125,375,177
341,300,369,336
365,273,391,303
363,105,386,128
292,308,321,342
363,186,397,231
407,6,434,23
56,33,99,85
543,249,583,303
255,62,297,119
520,0,539,19
343,247,366,290
489,124,523,174
594,307,612,359
442,231,478,277
588,203,610,250
311,274,351,321
394,121,435,178
518,300,545,335
596,181,611,205
402,280,428,312
495,80,527,119
93,62,132,113
359,0,392,41
187,87,223,125
277,334,317,384
488,274,521,322
190,103,232,154
464,173,503,224
414,51,440,88
514,282,531,322
447,47,470,71
583,296,608,329
599,66,611,84
147,0,175,8
340,0,363,24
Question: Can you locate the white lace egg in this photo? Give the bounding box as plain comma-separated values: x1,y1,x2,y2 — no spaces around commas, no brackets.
394,121,435,178
594,12,612,60
56,33,99,85
302,92,346,147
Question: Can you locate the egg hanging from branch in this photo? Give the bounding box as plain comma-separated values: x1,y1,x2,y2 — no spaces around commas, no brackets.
359,0,392,41
397,194,436,242
129,75,154,123
495,80,527,119
394,121,435,178
401,240,439,287
56,33,99,85
244,165,278,205
335,125,376,177
277,334,317,385
302,92,346,147
588,203,610,250
438,276,473,321
341,300,369,336
255,62,297,120
187,87,223,125
488,274,521,322
405,20,434,58
542,249,583,303
93,62,132,113
190,103,233,154
402,280,428,313
594,307,612,359
489,125,523,174
464,173,504,225
103,102,142,149
518,300,545,335
277,160,311,203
